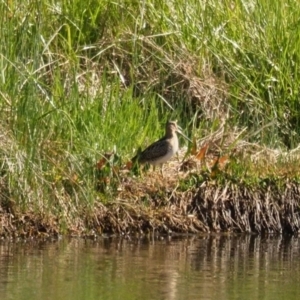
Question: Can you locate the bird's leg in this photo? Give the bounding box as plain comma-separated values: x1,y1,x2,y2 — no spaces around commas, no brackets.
160,164,164,177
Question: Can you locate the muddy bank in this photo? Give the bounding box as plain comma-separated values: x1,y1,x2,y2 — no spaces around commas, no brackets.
1,175,300,238
97,177,300,235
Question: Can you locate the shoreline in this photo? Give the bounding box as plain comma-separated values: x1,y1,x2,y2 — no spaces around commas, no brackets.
1,172,300,239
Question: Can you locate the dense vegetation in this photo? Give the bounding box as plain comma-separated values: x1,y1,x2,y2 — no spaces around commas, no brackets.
1,0,300,237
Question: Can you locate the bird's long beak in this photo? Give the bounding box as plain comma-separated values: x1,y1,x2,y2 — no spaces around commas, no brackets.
177,126,192,143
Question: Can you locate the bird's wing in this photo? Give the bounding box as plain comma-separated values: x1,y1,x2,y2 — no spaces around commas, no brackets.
138,139,171,163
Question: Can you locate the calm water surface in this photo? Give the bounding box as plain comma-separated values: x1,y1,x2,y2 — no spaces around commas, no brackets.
1,235,300,300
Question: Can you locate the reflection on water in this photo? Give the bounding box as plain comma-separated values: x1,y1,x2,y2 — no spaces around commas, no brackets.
1,234,300,300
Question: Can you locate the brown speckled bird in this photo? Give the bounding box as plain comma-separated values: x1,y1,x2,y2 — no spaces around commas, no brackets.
132,120,190,169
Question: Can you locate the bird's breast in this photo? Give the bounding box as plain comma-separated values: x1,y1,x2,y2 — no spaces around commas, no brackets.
150,135,179,165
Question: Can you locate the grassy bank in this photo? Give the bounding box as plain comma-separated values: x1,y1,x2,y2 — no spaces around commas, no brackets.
1,0,300,237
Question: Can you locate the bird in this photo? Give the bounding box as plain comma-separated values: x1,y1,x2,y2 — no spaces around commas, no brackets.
132,120,191,172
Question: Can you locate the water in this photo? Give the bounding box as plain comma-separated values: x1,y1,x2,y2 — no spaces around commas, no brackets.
1,235,300,300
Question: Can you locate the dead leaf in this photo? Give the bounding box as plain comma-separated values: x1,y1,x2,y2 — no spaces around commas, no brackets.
126,161,133,169
195,144,209,161
218,155,229,168
96,158,107,170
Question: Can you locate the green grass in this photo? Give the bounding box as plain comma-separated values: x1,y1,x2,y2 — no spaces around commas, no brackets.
1,0,300,232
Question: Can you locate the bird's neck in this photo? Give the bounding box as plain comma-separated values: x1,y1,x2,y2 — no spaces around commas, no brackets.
165,130,176,139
